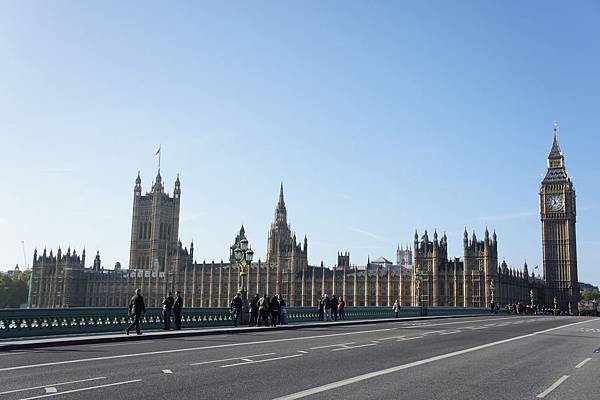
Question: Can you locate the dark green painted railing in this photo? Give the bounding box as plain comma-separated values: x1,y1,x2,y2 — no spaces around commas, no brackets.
0,306,487,338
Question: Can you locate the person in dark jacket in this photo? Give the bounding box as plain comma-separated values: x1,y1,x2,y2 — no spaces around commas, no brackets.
331,295,339,321
231,293,243,327
249,294,260,327
162,292,174,330
318,294,324,321
173,291,183,330
269,294,280,326
126,288,146,335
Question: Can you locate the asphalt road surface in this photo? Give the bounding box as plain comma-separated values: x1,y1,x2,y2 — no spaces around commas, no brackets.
1,315,599,399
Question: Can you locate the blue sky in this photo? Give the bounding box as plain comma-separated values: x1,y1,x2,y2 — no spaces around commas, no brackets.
0,1,598,284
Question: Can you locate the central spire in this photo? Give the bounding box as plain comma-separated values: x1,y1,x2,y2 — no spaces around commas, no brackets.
548,125,563,160
275,182,287,225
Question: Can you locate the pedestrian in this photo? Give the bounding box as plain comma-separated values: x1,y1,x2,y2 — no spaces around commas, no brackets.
173,290,183,330
258,294,270,326
230,292,243,327
323,294,332,321
338,297,345,320
126,288,146,335
393,299,401,318
162,291,174,330
331,295,339,321
249,294,260,327
278,295,288,325
270,294,280,326
489,301,495,314
318,294,324,321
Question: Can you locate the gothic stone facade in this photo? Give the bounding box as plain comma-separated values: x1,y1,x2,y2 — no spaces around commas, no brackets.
29,130,578,310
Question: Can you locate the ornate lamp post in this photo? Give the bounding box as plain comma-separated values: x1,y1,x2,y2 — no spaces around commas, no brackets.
233,237,254,323
553,296,557,316
490,280,495,305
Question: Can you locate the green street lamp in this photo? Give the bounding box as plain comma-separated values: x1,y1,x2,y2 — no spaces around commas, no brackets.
234,238,253,294
415,267,422,308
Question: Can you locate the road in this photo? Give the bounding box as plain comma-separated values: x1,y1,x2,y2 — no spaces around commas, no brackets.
0,315,598,399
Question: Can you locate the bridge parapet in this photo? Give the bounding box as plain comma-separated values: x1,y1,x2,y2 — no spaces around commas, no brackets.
0,306,487,338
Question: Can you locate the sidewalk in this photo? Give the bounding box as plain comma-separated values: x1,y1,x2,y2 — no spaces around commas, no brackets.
0,314,491,351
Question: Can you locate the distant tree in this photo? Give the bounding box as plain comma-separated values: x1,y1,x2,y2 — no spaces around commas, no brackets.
581,290,600,302
0,271,30,308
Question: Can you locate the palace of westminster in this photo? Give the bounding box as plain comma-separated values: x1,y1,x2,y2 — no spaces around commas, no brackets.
29,130,580,311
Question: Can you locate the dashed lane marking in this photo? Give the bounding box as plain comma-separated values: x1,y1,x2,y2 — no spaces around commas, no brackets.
44,388,57,394
0,377,106,395
162,369,173,374
396,336,424,341
18,379,143,400
309,342,355,350
575,358,591,369
332,343,377,351
439,330,461,335
298,350,308,354
190,353,276,366
220,354,303,368
537,375,569,398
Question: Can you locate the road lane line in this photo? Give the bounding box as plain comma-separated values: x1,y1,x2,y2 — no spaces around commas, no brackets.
396,336,424,341
536,375,569,398
162,369,173,374
0,377,106,395
309,342,355,350
220,354,302,368
332,343,377,351
439,330,461,335
190,353,276,366
241,358,254,362
90,341,154,348
297,351,308,354
575,358,592,369
272,319,592,400
18,379,142,400
43,388,57,394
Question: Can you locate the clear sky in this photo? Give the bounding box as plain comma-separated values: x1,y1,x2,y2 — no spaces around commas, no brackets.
0,1,598,284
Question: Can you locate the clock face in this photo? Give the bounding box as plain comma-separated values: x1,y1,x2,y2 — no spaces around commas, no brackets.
546,194,564,212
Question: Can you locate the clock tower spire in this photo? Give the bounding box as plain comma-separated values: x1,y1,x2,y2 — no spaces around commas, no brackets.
540,125,578,312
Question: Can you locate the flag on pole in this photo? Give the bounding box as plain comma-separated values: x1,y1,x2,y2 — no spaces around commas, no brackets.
155,146,161,156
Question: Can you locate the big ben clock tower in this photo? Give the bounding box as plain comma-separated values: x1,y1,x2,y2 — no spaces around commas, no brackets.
540,126,578,312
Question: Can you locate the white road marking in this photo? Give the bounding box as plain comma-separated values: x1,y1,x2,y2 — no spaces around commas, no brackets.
18,379,142,400
297,350,308,354
90,341,154,348
241,358,254,362
44,388,57,394
162,369,173,374
272,320,592,400
220,354,303,368
0,351,27,356
536,375,569,398
190,353,276,366
396,336,424,341
0,377,106,395
309,342,355,350
332,343,377,351
575,358,592,369
439,330,461,335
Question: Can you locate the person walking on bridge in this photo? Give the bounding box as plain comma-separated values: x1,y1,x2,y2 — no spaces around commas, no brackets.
173,291,183,330
230,293,243,327
126,288,146,335
162,292,174,330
